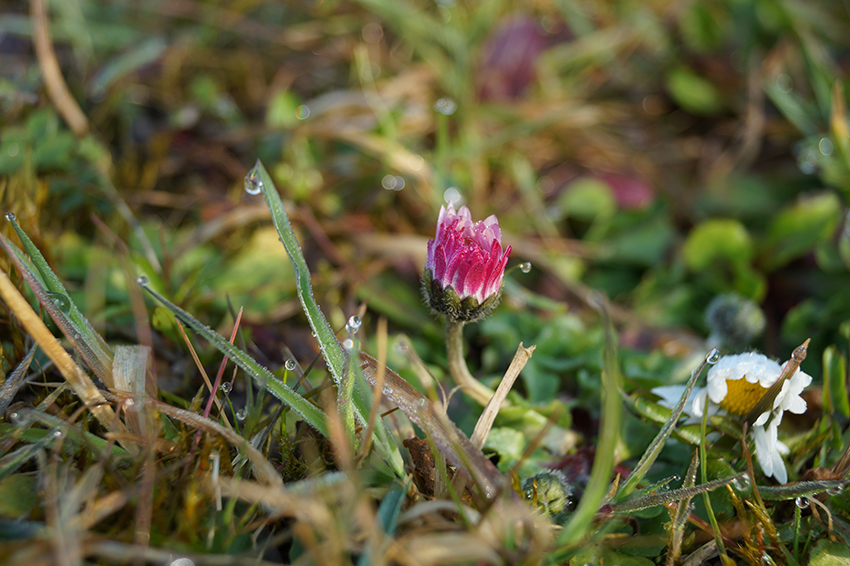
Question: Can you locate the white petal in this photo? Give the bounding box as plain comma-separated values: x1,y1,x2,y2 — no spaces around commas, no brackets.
754,412,770,426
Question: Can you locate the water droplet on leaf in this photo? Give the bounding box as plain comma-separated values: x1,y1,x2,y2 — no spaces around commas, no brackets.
219,382,232,394
136,275,150,287
346,315,362,335
342,338,354,351
5,212,16,221
519,262,532,273
244,165,264,195
795,497,809,509
827,485,844,496
706,349,720,364
236,408,247,421
285,359,297,371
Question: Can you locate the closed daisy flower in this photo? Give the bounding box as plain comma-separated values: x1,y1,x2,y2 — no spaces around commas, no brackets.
655,352,812,484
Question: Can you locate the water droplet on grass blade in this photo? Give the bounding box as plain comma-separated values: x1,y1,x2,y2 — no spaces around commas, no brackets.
5,212,16,221
47,292,71,313
706,349,720,364
342,338,354,351
519,262,532,273
136,275,150,286
285,359,297,371
346,315,362,335
795,497,809,509
52,429,63,438
236,408,247,421
244,164,264,195
219,382,232,394
827,485,844,496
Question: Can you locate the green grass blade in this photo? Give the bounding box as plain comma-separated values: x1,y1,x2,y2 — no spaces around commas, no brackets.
250,161,404,476
249,161,347,387
616,348,718,500
139,282,328,436
557,294,621,546
0,230,113,386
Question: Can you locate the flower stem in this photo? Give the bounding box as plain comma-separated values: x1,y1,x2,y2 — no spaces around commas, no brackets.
445,319,494,406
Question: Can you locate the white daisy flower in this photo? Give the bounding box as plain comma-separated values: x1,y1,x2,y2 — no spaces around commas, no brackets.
653,352,811,484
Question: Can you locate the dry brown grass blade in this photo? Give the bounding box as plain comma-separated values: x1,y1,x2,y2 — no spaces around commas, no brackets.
0,269,137,455
30,0,89,137
470,342,535,449
99,389,281,486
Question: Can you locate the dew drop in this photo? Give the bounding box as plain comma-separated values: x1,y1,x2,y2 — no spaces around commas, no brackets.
519,262,532,274
285,359,297,371
827,485,844,496
732,475,750,491
236,408,247,422
219,382,232,394
169,559,196,566
52,429,64,438
795,497,809,509
295,105,311,120
136,275,150,287
5,211,16,222
47,291,71,313
443,186,461,204
706,348,721,364
819,137,834,156
8,412,20,425
244,165,264,195
346,315,362,335
434,97,457,115
417,398,427,408
342,338,354,351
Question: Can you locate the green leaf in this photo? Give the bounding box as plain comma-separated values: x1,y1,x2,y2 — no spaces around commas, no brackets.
682,218,753,271
809,539,850,566
763,192,842,270
665,66,723,115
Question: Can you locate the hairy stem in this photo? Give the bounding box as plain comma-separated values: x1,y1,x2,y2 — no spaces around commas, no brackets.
445,319,494,406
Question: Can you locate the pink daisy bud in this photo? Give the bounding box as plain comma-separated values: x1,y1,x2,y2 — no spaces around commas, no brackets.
424,203,511,322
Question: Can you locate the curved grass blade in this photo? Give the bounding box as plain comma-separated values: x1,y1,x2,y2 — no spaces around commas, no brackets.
250,160,403,476
0,225,113,387
138,283,328,436
616,348,718,500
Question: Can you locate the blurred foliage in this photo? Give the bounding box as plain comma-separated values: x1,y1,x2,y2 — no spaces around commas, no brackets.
1,0,850,563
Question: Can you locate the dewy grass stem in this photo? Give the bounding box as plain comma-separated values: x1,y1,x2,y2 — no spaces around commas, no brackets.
445,319,494,406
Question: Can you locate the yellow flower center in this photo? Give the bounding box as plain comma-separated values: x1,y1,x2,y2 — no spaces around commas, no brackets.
719,376,769,415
